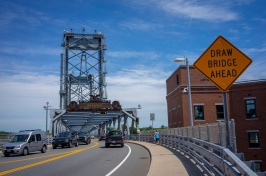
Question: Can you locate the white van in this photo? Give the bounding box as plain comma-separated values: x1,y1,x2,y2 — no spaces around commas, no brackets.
2,129,47,157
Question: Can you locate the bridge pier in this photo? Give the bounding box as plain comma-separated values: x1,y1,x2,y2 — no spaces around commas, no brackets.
123,115,128,137
130,118,134,136
112,118,116,128
117,116,121,130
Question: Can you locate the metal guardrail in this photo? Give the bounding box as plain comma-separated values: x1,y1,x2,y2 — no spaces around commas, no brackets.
130,133,258,176
141,120,237,152
128,120,266,176
47,134,52,144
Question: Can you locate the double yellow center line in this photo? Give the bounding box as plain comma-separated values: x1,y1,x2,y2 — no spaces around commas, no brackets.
0,142,99,176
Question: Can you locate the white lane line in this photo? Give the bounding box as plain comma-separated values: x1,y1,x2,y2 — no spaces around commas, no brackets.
105,144,131,176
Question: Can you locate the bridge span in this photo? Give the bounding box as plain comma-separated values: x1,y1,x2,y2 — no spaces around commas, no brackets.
47,29,141,137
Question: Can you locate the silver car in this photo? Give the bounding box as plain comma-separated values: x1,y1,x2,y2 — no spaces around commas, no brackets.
2,129,47,157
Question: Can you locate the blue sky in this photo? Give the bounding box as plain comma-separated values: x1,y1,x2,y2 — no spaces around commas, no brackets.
0,0,265,132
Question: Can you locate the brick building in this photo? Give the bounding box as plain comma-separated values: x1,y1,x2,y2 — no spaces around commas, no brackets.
229,80,266,172
166,65,227,128
166,65,266,171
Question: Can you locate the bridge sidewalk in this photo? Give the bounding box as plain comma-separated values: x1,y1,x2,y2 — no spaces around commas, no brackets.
126,140,204,176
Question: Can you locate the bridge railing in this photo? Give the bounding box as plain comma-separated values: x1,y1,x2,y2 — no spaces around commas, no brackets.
156,120,236,152
129,119,261,176
47,134,53,144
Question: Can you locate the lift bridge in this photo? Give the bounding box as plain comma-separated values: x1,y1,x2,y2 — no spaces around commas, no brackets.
50,29,139,137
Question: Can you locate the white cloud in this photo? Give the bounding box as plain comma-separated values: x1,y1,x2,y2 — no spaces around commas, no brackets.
0,45,60,56
108,51,160,60
0,2,43,30
107,66,168,127
0,73,60,132
244,47,266,54
131,0,239,22
120,19,162,31
233,0,255,5
159,0,239,22
0,64,170,132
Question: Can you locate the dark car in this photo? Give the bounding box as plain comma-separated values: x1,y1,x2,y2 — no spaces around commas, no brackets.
98,134,106,141
52,131,79,149
77,131,91,145
105,130,124,148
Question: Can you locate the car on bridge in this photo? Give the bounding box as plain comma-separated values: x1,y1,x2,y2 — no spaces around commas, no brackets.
105,130,124,148
52,131,79,149
77,131,91,145
2,129,47,157
98,133,106,141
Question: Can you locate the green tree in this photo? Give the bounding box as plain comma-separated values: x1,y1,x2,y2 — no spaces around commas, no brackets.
0,131,9,134
160,125,167,129
129,127,137,134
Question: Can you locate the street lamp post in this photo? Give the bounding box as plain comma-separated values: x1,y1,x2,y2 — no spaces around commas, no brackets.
43,102,52,133
174,57,193,126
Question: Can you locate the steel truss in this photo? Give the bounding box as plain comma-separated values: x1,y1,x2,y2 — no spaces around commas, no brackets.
59,29,107,109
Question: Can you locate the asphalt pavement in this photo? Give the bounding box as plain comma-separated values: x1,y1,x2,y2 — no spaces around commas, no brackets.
47,139,204,175
127,140,205,176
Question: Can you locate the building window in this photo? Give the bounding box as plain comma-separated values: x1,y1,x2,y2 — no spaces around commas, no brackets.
216,105,224,120
254,162,262,172
245,99,256,119
176,74,179,85
248,131,260,148
194,105,204,120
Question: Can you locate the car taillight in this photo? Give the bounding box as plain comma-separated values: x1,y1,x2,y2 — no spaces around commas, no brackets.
122,136,124,140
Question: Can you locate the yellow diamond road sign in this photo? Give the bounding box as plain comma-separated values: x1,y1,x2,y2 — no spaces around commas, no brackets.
193,35,252,91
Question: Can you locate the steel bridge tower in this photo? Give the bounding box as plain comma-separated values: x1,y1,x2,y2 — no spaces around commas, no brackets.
59,29,107,109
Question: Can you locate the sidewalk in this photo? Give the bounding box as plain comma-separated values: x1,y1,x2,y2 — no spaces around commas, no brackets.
127,140,204,176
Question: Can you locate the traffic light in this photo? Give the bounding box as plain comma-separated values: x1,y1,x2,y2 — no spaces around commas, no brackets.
135,117,139,125
100,111,107,115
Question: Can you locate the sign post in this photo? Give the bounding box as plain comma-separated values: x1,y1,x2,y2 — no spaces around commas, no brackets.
193,35,252,149
150,113,155,129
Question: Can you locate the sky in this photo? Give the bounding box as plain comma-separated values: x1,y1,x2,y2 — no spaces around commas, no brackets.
0,0,265,132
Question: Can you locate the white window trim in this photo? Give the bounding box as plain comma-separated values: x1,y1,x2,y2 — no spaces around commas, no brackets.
244,97,256,100
247,130,259,133
193,103,204,106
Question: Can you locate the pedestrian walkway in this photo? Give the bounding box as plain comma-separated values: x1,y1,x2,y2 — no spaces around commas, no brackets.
127,140,205,176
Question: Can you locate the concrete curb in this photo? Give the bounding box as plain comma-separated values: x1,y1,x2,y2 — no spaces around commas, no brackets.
126,140,153,165
126,140,204,176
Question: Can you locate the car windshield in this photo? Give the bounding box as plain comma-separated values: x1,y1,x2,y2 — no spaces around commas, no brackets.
109,131,122,135
11,135,29,142
58,132,71,137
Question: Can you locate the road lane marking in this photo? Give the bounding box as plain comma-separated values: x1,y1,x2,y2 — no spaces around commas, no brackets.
0,152,70,164
0,142,99,176
1,142,100,164
105,144,131,176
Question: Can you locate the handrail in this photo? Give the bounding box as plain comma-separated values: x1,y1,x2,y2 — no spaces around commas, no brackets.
130,133,257,176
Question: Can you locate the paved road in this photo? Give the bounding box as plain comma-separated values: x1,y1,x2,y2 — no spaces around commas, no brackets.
0,140,150,176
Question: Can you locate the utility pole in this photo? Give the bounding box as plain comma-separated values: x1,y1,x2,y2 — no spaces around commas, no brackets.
43,102,52,133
